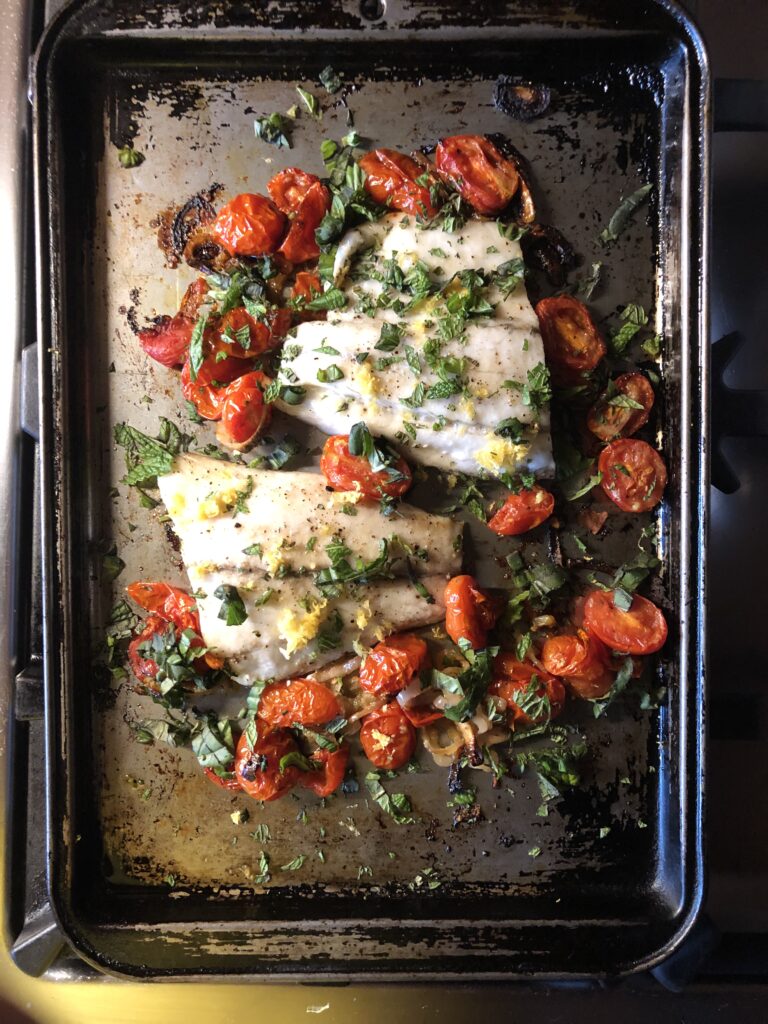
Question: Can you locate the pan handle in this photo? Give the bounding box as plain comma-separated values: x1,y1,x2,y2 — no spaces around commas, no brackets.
714,78,768,133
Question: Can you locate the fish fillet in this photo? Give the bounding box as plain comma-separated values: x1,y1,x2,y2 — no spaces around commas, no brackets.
275,213,553,477
157,453,461,681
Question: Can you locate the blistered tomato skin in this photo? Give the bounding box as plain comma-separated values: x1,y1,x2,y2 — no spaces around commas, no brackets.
598,439,667,513
359,634,429,695
127,613,166,687
300,744,350,797
138,314,193,368
535,295,606,382
490,655,565,726
435,135,520,215
359,703,417,770
584,589,668,656
541,631,614,700
444,575,503,649
320,435,412,500
359,148,439,218
234,729,301,802
487,486,555,536
203,767,242,792
217,371,272,448
257,678,342,727
212,193,287,257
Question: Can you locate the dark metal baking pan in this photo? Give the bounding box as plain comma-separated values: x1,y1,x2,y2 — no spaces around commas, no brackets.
32,0,708,980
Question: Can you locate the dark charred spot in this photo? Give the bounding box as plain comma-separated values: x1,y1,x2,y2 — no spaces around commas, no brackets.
493,78,552,122
424,817,440,842
521,223,577,287
452,803,483,829
164,521,181,553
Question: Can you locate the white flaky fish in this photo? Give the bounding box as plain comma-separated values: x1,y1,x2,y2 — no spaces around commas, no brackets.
275,213,553,477
157,453,462,681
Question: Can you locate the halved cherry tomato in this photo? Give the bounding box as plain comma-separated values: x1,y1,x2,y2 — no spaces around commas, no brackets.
541,629,608,679
292,271,322,305
535,295,607,382
359,634,429,696
359,148,438,218
217,371,272,447
127,613,166,686
234,728,301,802
268,168,324,212
126,581,224,672
257,677,342,728
203,767,242,792
444,575,503,649
584,589,668,655
598,438,667,513
138,313,193,368
181,357,226,420
217,306,286,358
587,372,654,442
127,581,198,631
489,655,565,727
320,434,412,500
300,744,350,797
541,630,614,700
435,135,520,215
487,486,555,536
400,703,444,728
359,703,416,770
272,176,330,264
211,193,287,257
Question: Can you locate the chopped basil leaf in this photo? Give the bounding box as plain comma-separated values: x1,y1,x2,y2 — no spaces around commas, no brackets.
114,418,190,489
306,287,347,311
319,65,342,94
495,417,525,442
317,364,344,383
103,552,125,582
280,854,307,871
117,144,144,168
365,772,416,824
315,343,341,356
214,584,248,627
254,112,291,148
296,86,321,118
374,322,403,352
600,183,653,244
188,312,208,382
242,542,263,557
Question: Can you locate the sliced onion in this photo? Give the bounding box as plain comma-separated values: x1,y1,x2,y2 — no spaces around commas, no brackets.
308,654,361,683
532,614,556,631
433,690,462,710
471,708,492,735
396,677,424,708
478,727,510,748
422,719,464,761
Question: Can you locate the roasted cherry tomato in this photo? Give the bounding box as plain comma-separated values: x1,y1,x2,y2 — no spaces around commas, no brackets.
292,271,322,305
181,358,226,420
138,313,193,368
217,306,287,358
320,434,412,500
234,729,301,802
257,677,342,728
587,372,654,442
584,589,668,655
487,485,555,536
211,193,287,257
444,575,503,649
268,168,323,212
489,655,565,727
178,277,210,320
535,295,607,382
127,613,166,686
203,767,243,792
359,703,416,770
400,703,444,728
300,744,350,798
598,439,667,513
126,581,224,672
541,630,614,700
127,581,198,631
435,134,520,215
217,371,272,447
359,148,438,218
359,634,429,696
272,178,329,264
